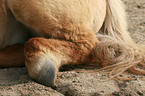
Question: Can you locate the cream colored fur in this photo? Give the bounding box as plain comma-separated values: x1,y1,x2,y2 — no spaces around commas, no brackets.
96,0,145,78
0,0,144,79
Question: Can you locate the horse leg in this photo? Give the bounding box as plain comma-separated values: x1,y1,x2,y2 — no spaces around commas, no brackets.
7,0,99,86
24,28,98,87
0,44,24,67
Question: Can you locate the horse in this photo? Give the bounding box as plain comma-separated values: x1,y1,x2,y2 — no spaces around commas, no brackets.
0,0,145,87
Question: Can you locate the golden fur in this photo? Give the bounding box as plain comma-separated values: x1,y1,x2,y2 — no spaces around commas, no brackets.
0,0,145,85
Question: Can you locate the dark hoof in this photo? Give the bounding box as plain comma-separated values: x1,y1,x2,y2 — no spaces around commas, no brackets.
34,59,56,87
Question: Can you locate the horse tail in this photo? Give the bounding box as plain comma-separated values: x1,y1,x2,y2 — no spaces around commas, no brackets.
95,0,145,78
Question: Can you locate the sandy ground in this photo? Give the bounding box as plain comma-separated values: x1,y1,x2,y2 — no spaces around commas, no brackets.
0,0,145,96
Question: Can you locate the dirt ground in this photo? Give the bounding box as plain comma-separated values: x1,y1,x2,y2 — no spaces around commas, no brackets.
0,0,145,96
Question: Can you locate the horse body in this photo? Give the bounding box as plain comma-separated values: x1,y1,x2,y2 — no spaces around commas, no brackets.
0,0,144,86
5,0,106,41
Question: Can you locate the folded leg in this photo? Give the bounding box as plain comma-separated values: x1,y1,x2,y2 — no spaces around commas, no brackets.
7,0,100,86
25,33,98,86
0,44,24,67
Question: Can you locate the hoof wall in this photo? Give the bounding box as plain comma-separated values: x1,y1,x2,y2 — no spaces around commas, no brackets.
35,59,56,87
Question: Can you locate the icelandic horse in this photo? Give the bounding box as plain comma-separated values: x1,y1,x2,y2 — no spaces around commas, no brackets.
0,0,145,86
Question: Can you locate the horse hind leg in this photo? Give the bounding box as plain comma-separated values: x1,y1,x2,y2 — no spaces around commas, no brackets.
7,0,99,86
24,29,98,87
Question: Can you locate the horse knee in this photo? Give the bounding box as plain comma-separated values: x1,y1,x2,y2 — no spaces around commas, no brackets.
24,38,44,53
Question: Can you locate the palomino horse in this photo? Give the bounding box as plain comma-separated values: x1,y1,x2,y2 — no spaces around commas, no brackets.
0,0,145,86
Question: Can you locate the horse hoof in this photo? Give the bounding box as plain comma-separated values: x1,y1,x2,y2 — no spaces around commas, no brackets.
34,59,56,87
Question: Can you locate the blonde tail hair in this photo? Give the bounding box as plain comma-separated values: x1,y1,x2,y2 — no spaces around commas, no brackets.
95,0,145,78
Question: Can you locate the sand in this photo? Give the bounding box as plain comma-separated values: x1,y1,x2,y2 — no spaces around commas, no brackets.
0,0,145,96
